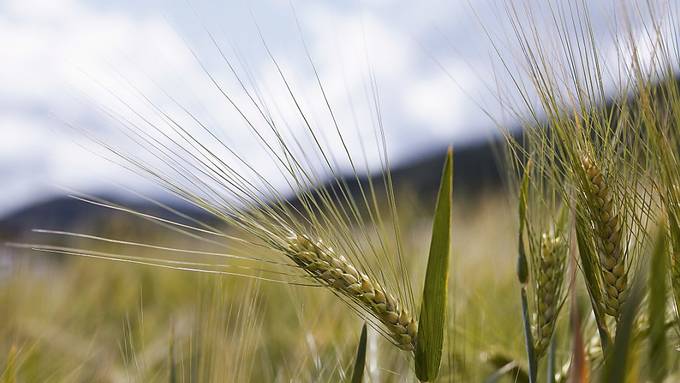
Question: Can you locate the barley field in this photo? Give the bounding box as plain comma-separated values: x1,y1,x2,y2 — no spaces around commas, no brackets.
2,1,680,382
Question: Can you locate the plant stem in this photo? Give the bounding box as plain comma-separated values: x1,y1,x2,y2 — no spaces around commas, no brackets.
521,286,537,383
546,333,556,383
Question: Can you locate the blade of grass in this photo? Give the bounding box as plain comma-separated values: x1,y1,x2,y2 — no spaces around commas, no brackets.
516,159,536,383
603,277,644,383
415,148,453,382
520,288,536,383
648,226,668,383
350,324,368,383
516,159,531,286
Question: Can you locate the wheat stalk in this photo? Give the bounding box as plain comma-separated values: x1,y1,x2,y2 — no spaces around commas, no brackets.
580,154,626,318
286,234,417,351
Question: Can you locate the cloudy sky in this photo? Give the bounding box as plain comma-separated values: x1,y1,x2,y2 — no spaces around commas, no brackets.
0,0,668,216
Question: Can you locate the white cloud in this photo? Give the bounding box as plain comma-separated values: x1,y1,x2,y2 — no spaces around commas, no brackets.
0,0,488,215
0,0,650,217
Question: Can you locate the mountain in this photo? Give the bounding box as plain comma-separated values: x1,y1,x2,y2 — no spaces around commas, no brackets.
0,136,506,238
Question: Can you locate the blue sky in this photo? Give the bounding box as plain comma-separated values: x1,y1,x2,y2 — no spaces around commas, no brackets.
0,0,667,216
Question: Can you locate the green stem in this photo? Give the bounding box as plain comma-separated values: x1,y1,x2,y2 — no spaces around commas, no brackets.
521,286,537,383
546,333,556,383
350,324,368,383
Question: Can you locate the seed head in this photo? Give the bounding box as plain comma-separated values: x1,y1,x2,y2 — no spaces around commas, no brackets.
534,231,566,356
285,234,417,351
581,154,626,318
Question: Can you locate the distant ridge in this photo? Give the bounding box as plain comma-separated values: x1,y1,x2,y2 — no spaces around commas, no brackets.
0,136,505,237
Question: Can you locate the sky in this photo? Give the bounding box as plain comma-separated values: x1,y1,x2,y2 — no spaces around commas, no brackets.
0,0,671,217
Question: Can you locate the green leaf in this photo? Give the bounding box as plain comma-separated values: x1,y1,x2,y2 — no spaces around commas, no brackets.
648,226,668,383
517,159,532,285
415,148,453,382
520,287,537,383
516,160,536,383
350,324,368,383
603,276,644,383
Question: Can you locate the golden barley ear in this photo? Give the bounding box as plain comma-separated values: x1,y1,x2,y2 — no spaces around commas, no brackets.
414,148,453,382
285,235,416,350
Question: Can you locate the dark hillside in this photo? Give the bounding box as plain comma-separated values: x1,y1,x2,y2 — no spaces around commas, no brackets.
0,136,506,235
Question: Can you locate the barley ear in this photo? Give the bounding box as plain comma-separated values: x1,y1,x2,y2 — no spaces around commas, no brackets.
285,236,416,351
350,324,368,383
580,154,626,319
414,148,453,382
533,232,566,357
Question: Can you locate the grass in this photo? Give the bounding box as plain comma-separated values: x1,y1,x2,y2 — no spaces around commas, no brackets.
1,193,507,382
3,0,680,381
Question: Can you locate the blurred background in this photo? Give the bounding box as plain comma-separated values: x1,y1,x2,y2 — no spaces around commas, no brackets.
0,0,567,222
0,0,654,381
0,0,631,222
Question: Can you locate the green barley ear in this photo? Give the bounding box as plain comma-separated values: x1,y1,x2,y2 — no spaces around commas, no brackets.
533,230,567,357
350,324,368,383
414,148,453,382
580,154,626,319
